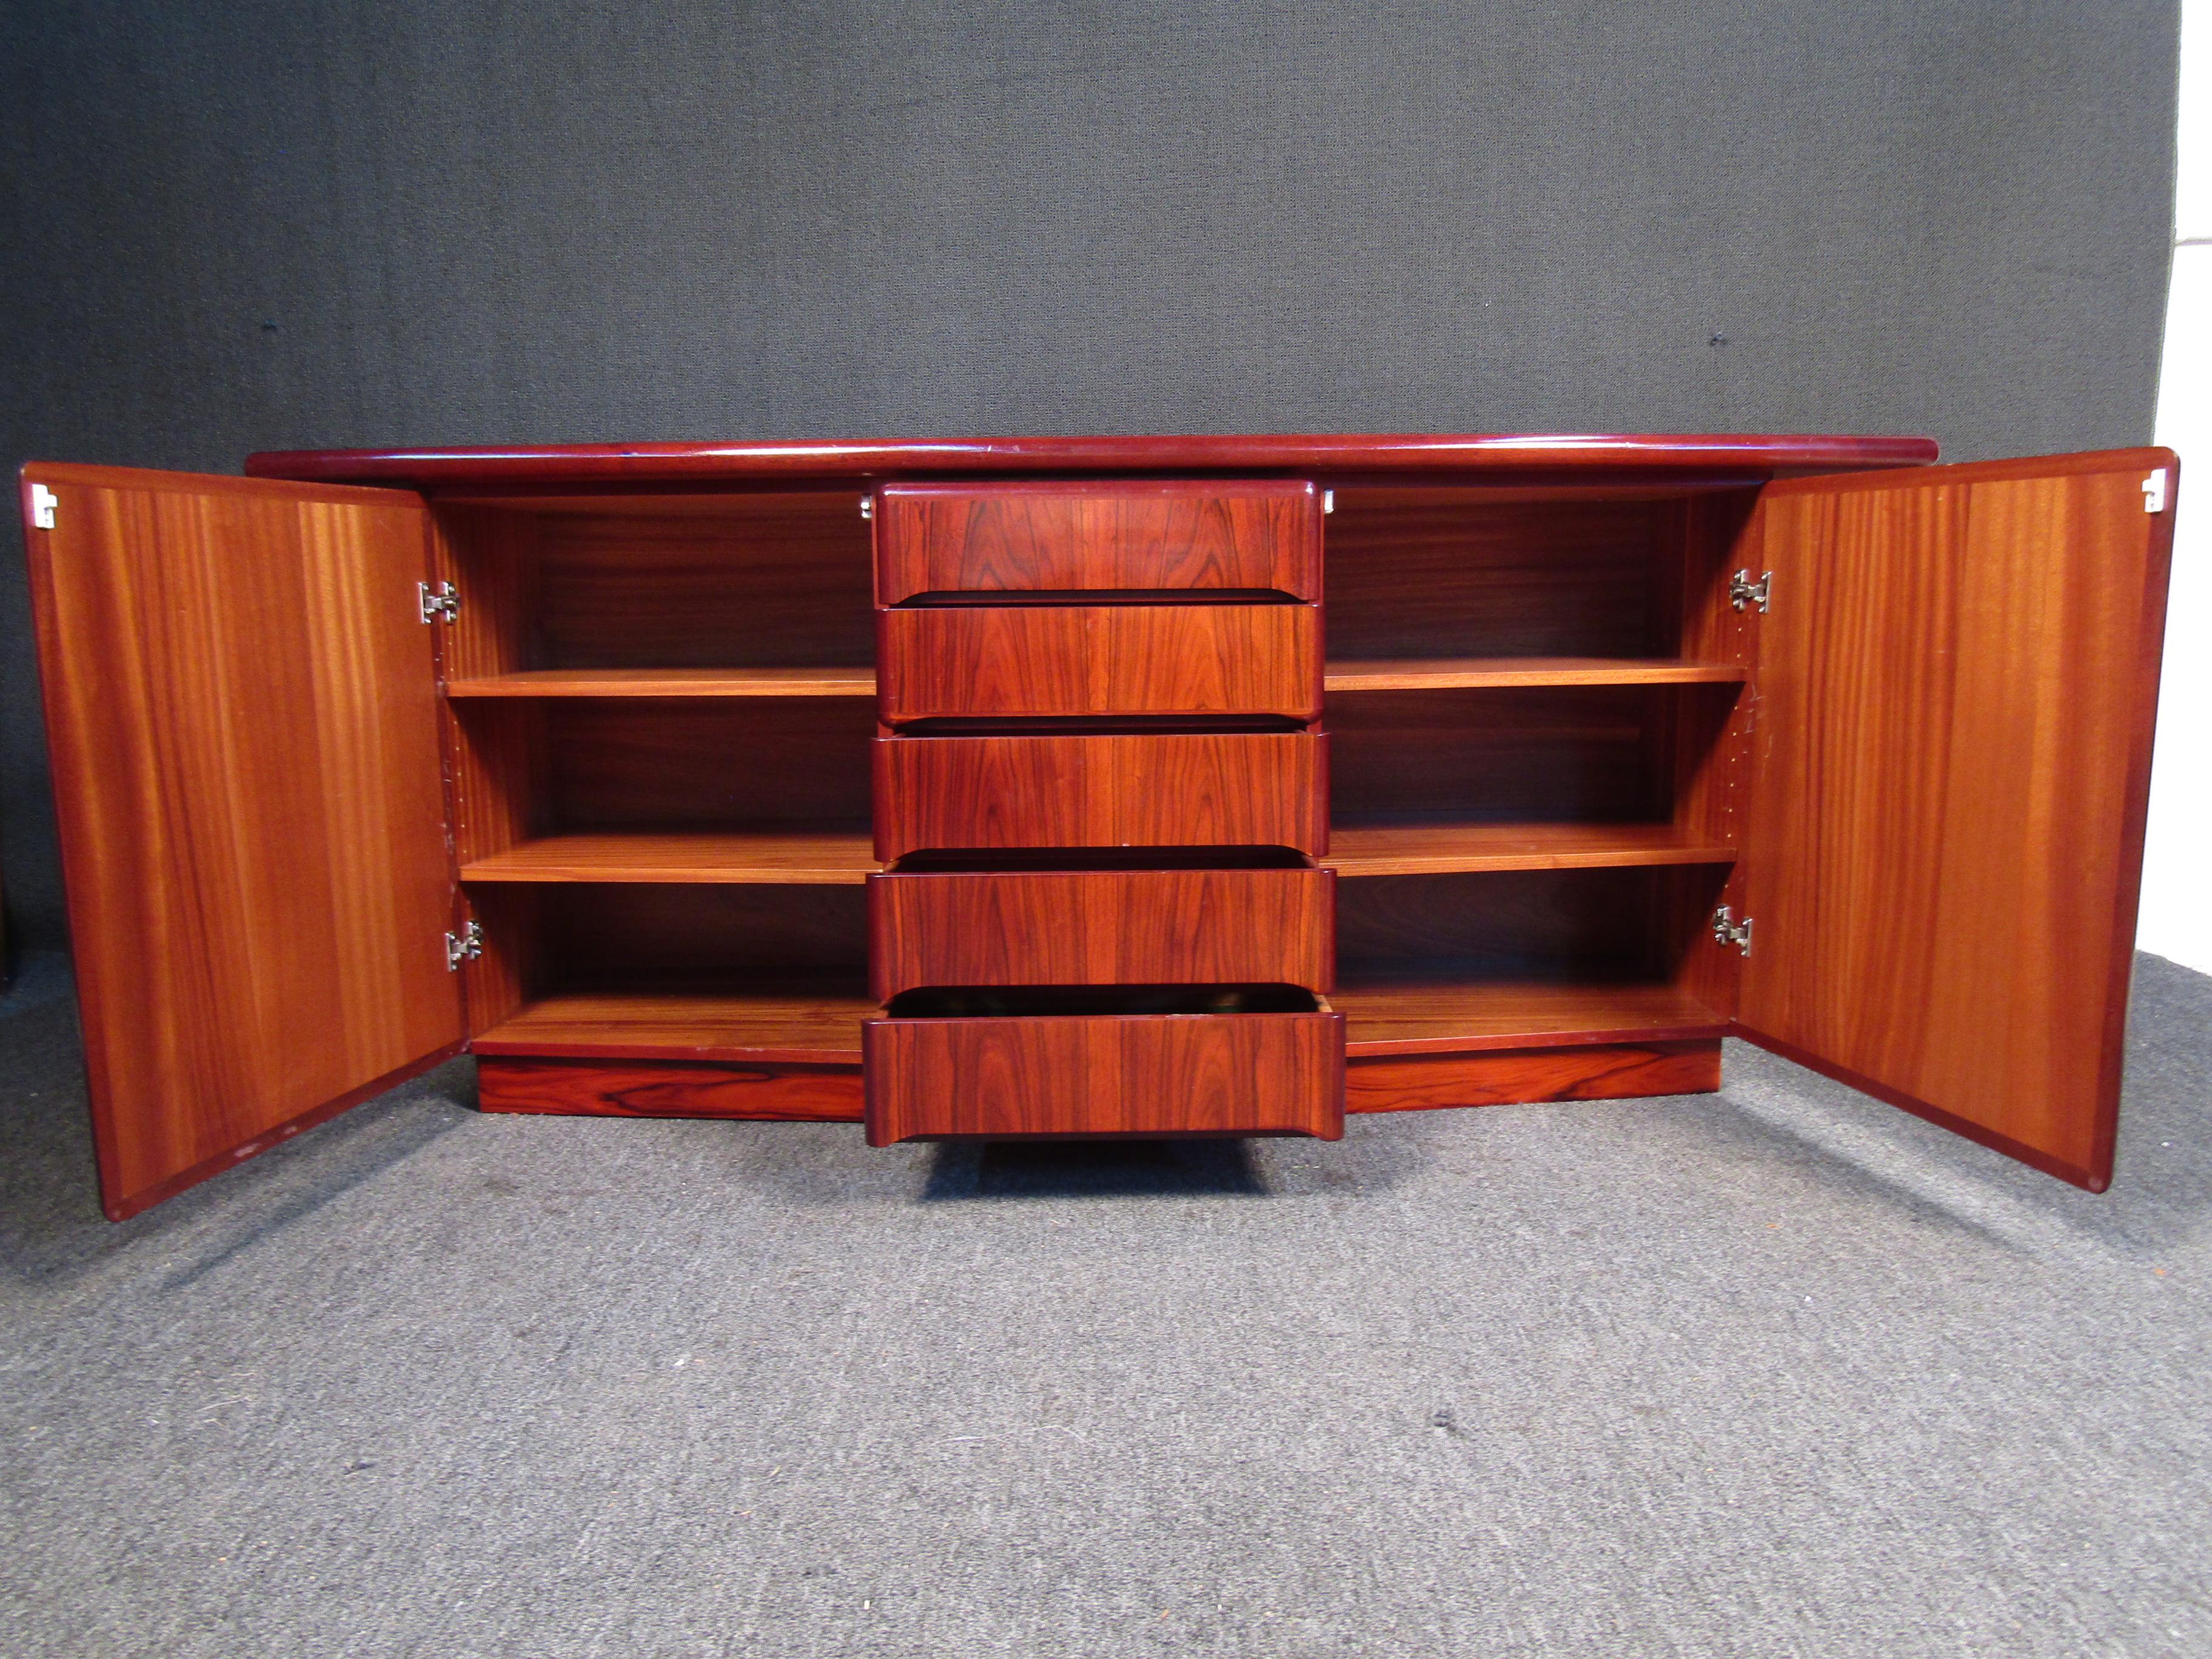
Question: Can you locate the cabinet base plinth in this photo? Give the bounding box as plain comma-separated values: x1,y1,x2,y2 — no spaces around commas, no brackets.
476,1056,864,1121
1345,1039,1720,1113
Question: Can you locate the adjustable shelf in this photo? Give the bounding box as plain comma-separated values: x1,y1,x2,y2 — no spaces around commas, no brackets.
1322,822,1737,877
459,828,880,884
472,977,875,1063
1324,657,1747,692
1332,973,1728,1056
445,666,875,699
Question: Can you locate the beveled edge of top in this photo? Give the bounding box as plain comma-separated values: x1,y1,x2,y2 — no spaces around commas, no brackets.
245,432,1940,488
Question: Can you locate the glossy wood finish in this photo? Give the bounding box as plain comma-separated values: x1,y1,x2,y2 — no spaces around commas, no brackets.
446,666,873,698
473,981,874,1062
1324,822,1735,876
1344,1041,1720,1112
873,732,1329,860
478,1056,863,1121
1738,450,2177,1190
869,867,1334,1000
461,830,880,884
877,604,1321,723
1324,657,1746,691
863,1011,1345,1144
875,481,1319,602
1332,977,1726,1055
247,434,1940,488
19,464,464,1219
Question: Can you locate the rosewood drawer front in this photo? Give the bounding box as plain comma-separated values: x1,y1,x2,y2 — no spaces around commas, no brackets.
874,481,1321,603
863,1008,1346,1144
873,731,1329,860
877,603,1321,723
868,866,1335,1001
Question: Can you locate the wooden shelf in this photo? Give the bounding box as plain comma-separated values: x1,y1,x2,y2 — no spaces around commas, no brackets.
1333,973,1727,1056
1323,822,1737,876
1324,656,1746,691
472,979,873,1064
446,666,875,699
460,828,880,885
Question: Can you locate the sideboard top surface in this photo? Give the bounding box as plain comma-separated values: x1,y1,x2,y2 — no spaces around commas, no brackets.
244,433,1940,489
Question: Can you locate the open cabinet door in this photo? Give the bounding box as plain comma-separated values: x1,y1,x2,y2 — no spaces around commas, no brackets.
1737,451,2177,1190
21,464,465,1219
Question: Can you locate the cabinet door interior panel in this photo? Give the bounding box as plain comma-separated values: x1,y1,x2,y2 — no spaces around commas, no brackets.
20,464,464,1219
863,1010,1345,1144
1739,451,2177,1190
873,731,1329,860
877,603,1321,723
876,480,1320,602
869,867,1335,1000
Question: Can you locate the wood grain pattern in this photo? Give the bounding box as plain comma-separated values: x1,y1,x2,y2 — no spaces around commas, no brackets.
1324,822,1735,876
472,980,873,1062
246,434,1940,489
874,732,1329,860
543,699,876,828
863,1011,1345,1144
478,1056,863,1121
878,604,1321,722
876,480,1319,602
1332,976,1726,1054
1738,450,2177,1190
447,666,874,697
19,463,464,1219
869,867,1334,1000
1324,656,1746,691
461,829,879,883
1344,1041,1720,1112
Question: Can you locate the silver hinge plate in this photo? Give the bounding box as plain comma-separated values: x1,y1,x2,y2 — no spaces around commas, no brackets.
859,496,874,521
1729,569,1772,613
28,484,56,530
1711,905,1753,956
2143,469,2170,514
445,920,484,971
418,581,459,623
1321,488,1335,515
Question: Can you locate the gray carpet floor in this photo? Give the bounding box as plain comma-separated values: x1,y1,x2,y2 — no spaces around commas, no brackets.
1,952,2208,1659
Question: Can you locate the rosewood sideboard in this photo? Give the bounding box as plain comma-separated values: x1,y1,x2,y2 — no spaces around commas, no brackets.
18,435,2177,1219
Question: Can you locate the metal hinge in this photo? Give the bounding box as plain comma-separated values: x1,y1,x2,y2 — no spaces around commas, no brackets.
859,497,874,521
444,920,483,970
28,484,57,530
1711,905,1753,956
2143,469,2170,514
1729,569,1772,613
1321,488,1335,515
418,581,459,623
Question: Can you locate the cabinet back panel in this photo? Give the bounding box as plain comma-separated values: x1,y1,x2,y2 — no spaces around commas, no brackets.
1328,687,1666,823
545,700,875,828
441,493,874,669
1336,866,1728,979
546,883,870,976
1324,491,1683,659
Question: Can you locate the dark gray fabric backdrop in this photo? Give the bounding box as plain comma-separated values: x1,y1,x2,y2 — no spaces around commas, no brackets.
0,0,2180,951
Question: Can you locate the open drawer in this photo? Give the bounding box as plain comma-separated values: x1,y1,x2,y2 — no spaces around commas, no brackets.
863,988,1346,1144
868,860,1335,1000
873,730,1329,860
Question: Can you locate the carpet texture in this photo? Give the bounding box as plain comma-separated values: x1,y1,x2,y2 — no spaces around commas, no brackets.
2,951,2208,1658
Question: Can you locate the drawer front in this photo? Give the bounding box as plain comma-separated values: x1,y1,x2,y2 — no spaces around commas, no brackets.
873,731,1329,860
876,481,1321,603
869,866,1335,1000
863,1010,1346,1143
877,603,1321,723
